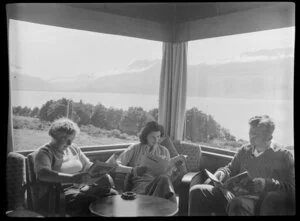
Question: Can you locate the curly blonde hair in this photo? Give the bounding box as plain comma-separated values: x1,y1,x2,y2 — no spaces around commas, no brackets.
48,118,80,141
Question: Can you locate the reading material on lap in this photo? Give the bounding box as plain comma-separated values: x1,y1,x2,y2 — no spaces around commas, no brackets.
205,169,257,197
88,160,117,178
140,153,186,176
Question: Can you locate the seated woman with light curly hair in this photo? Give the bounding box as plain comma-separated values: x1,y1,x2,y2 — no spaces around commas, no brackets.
34,118,117,216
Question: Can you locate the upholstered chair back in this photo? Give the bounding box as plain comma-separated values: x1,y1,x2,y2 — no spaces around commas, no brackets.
173,141,202,172
6,152,27,211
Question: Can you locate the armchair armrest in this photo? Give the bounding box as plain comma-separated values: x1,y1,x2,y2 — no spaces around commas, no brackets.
178,170,207,216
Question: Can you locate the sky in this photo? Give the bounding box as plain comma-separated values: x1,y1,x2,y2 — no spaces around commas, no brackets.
9,19,295,81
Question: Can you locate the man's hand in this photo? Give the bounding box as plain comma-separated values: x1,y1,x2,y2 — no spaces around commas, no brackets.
252,177,266,193
133,166,149,176
214,170,226,182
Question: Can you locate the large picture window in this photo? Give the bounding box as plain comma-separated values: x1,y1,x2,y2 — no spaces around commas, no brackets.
185,27,294,153
9,19,162,151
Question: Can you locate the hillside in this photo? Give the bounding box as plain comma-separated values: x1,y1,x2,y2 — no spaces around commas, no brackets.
11,56,293,100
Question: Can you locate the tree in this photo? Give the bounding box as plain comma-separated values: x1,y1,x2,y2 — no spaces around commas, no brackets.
119,107,154,135
12,106,22,115
72,102,94,126
106,107,123,130
91,103,108,129
148,108,159,121
20,106,31,116
38,98,69,122
185,107,207,142
206,115,221,141
30,107,40,117
47,102,67,122
39,100,54,121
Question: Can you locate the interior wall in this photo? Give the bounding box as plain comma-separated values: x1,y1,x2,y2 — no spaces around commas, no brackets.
174,3,295,43
6,3,173,42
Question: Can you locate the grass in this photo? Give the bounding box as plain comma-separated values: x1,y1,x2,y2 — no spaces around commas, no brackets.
13,128,137,152
12,116,138,151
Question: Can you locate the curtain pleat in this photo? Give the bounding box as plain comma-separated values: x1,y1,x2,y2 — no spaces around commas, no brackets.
158,42,188,140
7,17,14,153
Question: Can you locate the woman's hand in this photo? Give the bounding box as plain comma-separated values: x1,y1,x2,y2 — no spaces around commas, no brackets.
251,177,266,193
221,189,235,202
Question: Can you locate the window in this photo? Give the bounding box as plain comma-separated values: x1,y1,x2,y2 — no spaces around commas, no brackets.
9,19,162,151
185,27,294,153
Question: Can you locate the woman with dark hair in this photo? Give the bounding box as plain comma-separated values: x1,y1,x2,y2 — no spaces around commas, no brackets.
116,121,183,202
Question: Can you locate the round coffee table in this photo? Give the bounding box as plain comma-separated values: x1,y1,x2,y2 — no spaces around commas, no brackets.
6,210,44,217
89,194,178,217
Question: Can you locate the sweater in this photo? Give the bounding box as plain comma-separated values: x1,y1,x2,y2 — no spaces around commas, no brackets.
217,143,295,197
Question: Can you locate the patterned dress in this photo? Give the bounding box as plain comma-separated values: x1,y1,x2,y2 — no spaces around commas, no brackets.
116,143,176,201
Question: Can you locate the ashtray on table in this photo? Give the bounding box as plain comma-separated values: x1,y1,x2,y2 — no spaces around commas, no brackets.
121,192,136,200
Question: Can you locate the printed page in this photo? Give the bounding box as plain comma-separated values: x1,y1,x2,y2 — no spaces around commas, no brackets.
140,154,170,176
204,169,223,185
88,160,117,177
224,171,250,186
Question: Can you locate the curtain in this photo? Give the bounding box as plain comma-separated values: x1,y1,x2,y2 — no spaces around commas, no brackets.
7,74,14,153
7,19,14,153
158,42,188,140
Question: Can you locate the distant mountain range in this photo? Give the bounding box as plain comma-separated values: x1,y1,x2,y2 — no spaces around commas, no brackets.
10,52,294,100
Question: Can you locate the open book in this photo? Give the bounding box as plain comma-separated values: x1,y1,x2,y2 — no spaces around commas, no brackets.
87,160,117,178
140,153,186,176
205,169,256,197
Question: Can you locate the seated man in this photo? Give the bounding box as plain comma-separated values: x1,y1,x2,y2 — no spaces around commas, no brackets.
189,115,295,216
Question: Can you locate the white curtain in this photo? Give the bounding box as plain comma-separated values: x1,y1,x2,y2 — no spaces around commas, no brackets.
7,75,14,153
7,19,14,154
158,42,188,140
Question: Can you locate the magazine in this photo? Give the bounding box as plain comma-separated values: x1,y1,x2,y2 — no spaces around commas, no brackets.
87,160,117,178
140,153,187,176
205,169,256,197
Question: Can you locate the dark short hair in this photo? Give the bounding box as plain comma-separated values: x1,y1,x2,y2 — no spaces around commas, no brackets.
248,115,275,135
139,121,164,144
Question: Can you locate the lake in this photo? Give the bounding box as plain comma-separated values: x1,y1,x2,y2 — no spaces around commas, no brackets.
11,90,294,146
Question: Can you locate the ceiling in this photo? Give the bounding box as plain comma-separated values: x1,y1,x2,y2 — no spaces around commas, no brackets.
65,2,278,25
7,3,294,42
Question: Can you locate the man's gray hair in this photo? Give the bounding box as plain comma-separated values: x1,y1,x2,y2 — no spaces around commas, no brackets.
48,118,80,140
248,115,275,135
